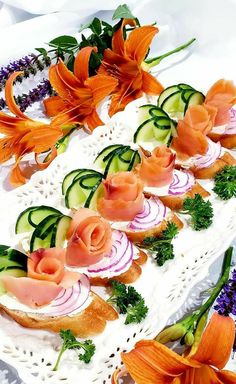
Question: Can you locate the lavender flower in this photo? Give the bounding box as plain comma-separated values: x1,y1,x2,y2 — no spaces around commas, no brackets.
214,269,236,317
0,54,51,91
0,79,55,112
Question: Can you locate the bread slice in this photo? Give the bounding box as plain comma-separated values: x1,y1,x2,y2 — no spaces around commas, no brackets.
208,132,236,149
123,213,183,244
89,250,148,286
0,292,118,337
190,152,236,179
151,182,210,211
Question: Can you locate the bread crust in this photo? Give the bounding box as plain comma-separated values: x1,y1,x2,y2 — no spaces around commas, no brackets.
145,182,210,211
123,214,183,243
89,250,148,286
190,152,236,179
0,292,118,337
208,132,236,149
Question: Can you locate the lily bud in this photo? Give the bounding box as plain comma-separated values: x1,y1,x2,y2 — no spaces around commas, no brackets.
184,331,195,346
155,323,186,344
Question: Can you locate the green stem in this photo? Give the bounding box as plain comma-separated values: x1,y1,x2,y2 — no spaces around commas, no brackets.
53,346,66,371
144,38,196,68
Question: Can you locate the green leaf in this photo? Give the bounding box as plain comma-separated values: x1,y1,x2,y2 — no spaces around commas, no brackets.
66,54,75,72
79,17,102,35
112,4,135,20
48,35,78,48
35,48,48,57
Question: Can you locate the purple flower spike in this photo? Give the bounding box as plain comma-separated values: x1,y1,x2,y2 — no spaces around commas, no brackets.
214,268,236,317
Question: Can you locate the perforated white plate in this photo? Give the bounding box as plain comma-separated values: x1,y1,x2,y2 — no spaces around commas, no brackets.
0,96,235,384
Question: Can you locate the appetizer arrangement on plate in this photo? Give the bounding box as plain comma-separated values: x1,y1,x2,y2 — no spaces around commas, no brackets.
0,4,235,384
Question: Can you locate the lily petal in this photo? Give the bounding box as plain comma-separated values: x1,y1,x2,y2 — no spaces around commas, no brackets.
142,70,164,94
86,75,118,106
121,340,200,384
9,157,27,187
74,46,97,82
44,95,68,117
49,63,77,102
5,72,30,120
126,25,158,64
112,19,136,56
191,313,235,370
83,109,103,131
216,369,236,384
35,146,58,170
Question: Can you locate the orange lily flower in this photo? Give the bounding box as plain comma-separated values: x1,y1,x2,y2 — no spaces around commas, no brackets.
0,72,63,187
98,19,164,116
44,46,118,131
204,79,236,126
112,313,236,384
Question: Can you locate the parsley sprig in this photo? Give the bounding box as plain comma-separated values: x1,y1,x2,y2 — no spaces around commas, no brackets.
180,194,213,231
53,330,95,371
140,222,179,266
213,165,236,200
107,281,148,324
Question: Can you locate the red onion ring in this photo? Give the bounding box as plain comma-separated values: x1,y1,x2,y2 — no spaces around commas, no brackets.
169,170,195,196
225,108,236,135
127,197,167,231
44,274,90,316
193,138,221,169
87,231,134,275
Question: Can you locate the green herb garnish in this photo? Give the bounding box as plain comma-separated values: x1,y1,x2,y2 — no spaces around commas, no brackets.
213,165,236,200
107,281,148,324
141,222,179,266
180,194,213,231
53,329,95,371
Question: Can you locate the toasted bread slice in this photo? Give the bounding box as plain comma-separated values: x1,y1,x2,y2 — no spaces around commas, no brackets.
208,132,236,149
0,292,118,337
152,182,210,211
123,213,183,244
190,152,236,179
89,250,148,286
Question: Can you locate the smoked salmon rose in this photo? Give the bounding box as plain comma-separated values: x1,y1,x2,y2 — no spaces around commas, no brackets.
136,146,175,187
66,208,112,267
172,104,217,159
205,79,236,126
97,171,144,221
2,248,80,308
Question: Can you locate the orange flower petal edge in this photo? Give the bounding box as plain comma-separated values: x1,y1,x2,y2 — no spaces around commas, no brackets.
5,72,30,119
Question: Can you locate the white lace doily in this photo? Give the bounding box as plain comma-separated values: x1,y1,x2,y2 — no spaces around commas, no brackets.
0,97,235,384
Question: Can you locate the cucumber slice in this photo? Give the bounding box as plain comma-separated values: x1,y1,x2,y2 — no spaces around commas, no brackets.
0,245,27,271
181,90,196,103
30,216,62,252
148,107,168,119
84,182,103,210
184,91,205,113
28,206,61,227
133,118,156,143
103,146,131,177
157,86,179,107
0,269,27,295
138,104,156,122
65,173,102,209
94,145,123,168
127,151,141,171
15,206,38,234
178,83,194,90
154,118,171,128
62,169,99,195
34,214,63,240
79,174,103,189
161,91,185,114
50,216,71,248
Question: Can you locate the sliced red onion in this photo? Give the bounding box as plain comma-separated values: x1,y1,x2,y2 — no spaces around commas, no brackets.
225,108,236,135
168,170,195,196
127,197,167,231
43,274,90,316
193,138,221,169
87,230,134,276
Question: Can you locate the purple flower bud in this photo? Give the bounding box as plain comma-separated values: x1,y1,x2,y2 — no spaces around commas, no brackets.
214,268,236,317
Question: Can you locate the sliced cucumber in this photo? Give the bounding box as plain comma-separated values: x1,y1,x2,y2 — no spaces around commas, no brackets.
62,169,99,195
133,118,156,143
50,215,71,248
157,85,179,107
94,144,122,168
184,91,205,113
15,206,38,234
65,172,103,209
33,214,63,240
85,183,104,211
0,269,27,295
0,245,28,272
28,206,61,227
178,83,194,90
181,89,196,103
148,107,168,119
161,91,185,114
30,215,62,252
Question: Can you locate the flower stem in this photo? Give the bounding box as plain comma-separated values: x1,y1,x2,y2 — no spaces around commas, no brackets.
53,346,66,371
144,38,196,68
